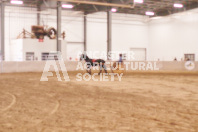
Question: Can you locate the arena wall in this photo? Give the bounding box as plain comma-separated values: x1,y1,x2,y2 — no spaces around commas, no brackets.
3,6,198,62
0,61,197,73
148,8,198,61
4,7,148,61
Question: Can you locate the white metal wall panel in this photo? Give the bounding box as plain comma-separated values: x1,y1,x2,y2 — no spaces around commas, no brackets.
130,48,146,61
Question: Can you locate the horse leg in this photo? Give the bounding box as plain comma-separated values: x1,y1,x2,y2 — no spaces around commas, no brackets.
103,64,108,74
98,64,102,75
87,69,91,74
87,65,91,75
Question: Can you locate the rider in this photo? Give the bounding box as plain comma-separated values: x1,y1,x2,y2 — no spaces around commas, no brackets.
118,54,123,63
113,53,123,69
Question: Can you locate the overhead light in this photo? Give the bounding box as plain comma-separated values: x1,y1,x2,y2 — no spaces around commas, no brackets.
145,11,155,16
111,8,117,12
134,0,143,4
10,0,23,5
62,4,74,8
174,3,183,8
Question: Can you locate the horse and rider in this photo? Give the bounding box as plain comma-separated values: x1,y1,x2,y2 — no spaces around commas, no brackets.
80,53,123,75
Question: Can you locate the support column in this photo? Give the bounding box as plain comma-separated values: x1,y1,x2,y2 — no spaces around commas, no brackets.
57,1,62,52
107,11,112,60
84,12,87,52
0,3,5,60
37,5,41,25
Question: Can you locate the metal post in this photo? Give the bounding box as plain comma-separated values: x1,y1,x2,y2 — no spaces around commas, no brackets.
0,2,5,60
37,5,41,25
57,1,62,52
107,11,112,60
84,12,87,52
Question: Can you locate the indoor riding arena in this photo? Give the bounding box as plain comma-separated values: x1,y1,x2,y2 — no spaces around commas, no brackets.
0,0,198,132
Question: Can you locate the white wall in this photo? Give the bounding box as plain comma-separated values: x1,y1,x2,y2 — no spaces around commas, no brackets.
112,14,148,52
87,13,107,56
4,7,85,61
4,7,149,61
86,12,149,60
148,9,198,61
4,6,198,62
0,5,2,56
5,6,37,61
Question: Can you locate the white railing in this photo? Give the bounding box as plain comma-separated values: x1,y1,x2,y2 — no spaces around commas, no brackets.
0,61,198,73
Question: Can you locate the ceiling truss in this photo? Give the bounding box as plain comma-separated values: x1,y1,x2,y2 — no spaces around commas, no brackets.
2,0,198,16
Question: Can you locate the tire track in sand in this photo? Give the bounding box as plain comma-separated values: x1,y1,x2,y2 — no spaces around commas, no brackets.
31,99,61,127
49,100,60,115
0,93,16,112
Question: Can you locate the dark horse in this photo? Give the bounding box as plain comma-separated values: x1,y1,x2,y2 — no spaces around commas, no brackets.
80,54,107,75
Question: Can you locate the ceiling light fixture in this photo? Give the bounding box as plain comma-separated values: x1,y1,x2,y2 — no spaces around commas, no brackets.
174,3,183,8
145,11,155,16
134,0,143,4
62,4,74,8
10,0,23,5
111,8,117,12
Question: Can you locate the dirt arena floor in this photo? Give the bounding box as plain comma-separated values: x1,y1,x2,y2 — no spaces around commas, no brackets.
0,71,198,132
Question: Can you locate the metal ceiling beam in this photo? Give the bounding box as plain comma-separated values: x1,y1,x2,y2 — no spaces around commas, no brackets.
93,5,98,11
120,0,124,4
52,0,134,8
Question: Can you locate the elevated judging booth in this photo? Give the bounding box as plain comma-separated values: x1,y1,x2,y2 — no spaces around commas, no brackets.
9,39,67,61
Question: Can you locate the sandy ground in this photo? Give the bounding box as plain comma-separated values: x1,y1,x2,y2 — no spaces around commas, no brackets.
0,71,198,132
